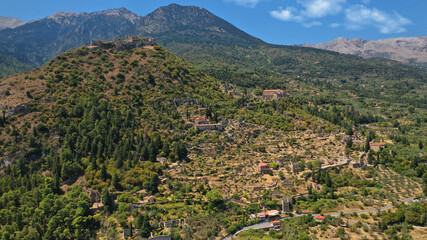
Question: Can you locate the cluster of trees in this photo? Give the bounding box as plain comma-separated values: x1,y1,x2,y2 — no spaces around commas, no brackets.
306,105,382,129
379,202,427,229
0,182,98,239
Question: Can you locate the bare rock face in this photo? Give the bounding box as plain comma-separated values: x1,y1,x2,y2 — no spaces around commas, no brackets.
0,17,25,30
301,37,427,70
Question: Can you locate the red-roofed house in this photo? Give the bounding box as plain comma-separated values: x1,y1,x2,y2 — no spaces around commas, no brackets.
258,162,271,174
271,220,281,228
370,142,386,151
315,215,326,221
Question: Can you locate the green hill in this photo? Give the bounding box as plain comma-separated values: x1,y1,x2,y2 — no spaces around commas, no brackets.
0,40,234,239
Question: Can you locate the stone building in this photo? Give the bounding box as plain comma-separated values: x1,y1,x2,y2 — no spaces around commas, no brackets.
90,35,155,51
195,115,208,124
262,89,289,100
290,163,301,174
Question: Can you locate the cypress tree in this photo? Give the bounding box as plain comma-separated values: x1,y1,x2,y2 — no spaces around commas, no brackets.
112,172,120,190
100,164,108,181
136,213,152,238
101,187,114,213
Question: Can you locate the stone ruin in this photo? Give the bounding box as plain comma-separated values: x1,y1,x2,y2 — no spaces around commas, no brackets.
90,35,156,51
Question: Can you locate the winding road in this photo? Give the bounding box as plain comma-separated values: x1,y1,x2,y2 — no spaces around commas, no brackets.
223,196,425,240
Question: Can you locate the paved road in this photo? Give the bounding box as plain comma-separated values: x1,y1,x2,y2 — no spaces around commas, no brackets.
223,196,425,240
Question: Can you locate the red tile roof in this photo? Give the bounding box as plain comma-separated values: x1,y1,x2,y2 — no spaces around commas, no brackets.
315,215,326,220
271,220,281,224
370,142,386,146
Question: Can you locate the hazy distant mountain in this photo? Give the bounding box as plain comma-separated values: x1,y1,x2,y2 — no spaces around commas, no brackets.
0,17,25,30
301,37,427,69
0,8,141,66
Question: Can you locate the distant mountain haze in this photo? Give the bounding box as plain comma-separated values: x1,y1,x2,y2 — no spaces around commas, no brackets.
0,17,25,30
301,37,427,70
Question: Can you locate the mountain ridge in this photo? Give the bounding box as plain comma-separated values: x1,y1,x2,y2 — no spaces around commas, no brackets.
301,36,427,69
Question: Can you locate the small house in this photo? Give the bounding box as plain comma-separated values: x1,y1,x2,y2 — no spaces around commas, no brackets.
195,115,208,124
147,196,156,204
315,215,326,221
370,142,386,151
258,162,271,174
271,220,281,229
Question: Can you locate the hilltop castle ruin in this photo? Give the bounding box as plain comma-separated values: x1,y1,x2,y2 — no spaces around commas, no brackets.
90,35,156,51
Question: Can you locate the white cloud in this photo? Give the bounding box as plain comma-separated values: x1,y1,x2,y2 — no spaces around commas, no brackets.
270,7,304,22
303,21,323,27
225,0,261,8
298,0,346,18
345,5,412,33
270,0,346,27
329,23,340,28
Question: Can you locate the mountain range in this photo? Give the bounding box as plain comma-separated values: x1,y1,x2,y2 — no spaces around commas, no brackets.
0,3,426,102
301,37,427,70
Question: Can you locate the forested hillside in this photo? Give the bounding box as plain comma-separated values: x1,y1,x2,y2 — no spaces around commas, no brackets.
0,52,33,78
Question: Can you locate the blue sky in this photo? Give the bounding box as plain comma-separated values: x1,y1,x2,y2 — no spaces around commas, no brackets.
1,0,425,44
